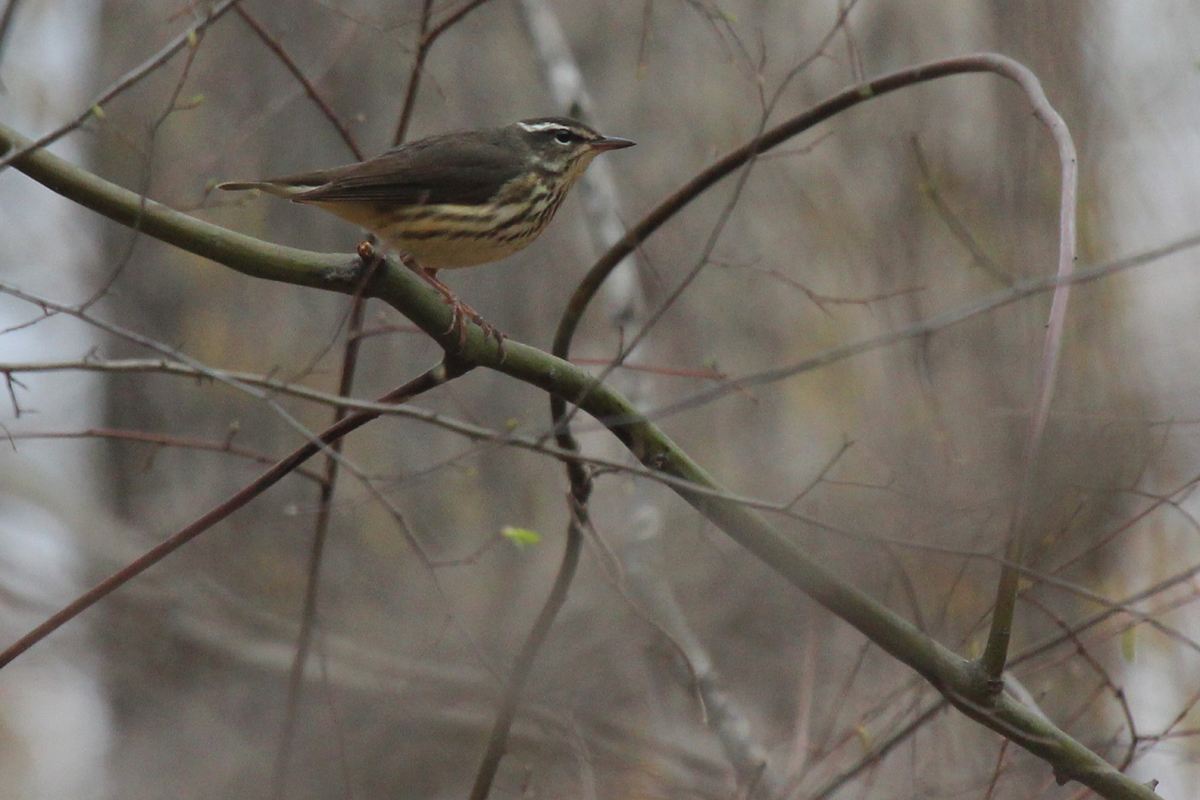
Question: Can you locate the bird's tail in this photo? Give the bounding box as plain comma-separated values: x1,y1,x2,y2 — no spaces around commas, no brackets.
216,180,314,198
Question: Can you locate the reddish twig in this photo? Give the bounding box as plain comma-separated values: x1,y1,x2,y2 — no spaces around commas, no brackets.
392,0,495,145
234,4,363,160
0,427,324,482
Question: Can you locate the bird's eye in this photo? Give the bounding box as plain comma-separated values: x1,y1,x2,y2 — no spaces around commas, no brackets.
554,129,575,144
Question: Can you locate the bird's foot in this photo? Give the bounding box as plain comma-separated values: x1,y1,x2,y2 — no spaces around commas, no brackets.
444,299,508,356
400,254,507,358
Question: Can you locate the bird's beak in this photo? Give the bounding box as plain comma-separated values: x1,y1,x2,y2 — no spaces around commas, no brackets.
590,136,636,151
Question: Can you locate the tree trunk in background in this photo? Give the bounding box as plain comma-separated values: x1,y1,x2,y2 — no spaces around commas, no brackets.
0,2,111,798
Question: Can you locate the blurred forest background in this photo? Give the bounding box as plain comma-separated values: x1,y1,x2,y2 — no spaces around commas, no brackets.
2,0,1200,798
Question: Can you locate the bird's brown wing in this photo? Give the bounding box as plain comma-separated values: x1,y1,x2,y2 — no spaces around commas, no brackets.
284,132,527,207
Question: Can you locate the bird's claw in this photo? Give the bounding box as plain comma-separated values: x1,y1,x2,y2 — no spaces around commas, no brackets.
442,298,507,358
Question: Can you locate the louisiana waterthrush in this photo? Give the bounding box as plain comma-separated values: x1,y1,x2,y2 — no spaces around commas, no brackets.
218,117,634,346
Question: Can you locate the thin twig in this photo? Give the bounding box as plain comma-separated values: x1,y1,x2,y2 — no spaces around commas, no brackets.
0,428,324,482
633,232,1200,427
270,252,382,800
393,0,496,146
467,497,586,800
808,699,947,800
84,14,208,309
234,4,363,160
393,0,434,147
910,136,1014,286
0,0,239,173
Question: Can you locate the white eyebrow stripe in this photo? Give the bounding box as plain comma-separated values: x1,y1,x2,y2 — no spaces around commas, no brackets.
518,121,569,133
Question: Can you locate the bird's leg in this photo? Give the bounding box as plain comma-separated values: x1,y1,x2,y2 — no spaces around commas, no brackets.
398,254,507,355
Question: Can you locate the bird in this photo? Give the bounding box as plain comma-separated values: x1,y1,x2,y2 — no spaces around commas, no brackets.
218,117,635,348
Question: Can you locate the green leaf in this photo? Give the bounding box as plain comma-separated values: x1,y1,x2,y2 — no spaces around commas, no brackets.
502,526,541,547
1121,625,1137,662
